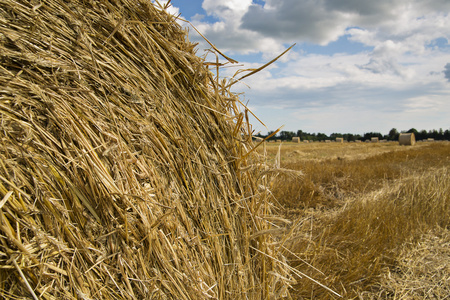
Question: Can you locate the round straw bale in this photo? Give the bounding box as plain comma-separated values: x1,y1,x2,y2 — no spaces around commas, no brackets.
399,133,416,146
292,137,300,143
336,137,343,143
0,1,293,298
371,137,379,143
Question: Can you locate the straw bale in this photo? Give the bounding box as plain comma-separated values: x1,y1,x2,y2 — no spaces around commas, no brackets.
427,138,435,142
0,1,293,298
292,137,300,143
371,137,379,143
335,138,343,143
399,133,416,146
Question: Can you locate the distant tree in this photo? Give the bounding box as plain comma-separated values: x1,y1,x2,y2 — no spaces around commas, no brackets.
444,129,450,140
363,132,382,141
438,128,444,140
388,128,399,141
428,129,439,139
363,132,370,140
417,129,427,140
345,133,355,142
407,128,419,135
317,132,328,141
330,133,343,140
307,132,317,141
279,131,295,141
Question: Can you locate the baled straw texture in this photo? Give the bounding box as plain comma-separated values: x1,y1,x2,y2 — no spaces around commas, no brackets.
399,133,416,146
0,1,293,298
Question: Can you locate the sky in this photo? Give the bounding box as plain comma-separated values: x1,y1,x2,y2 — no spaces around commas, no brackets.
158,0,450,136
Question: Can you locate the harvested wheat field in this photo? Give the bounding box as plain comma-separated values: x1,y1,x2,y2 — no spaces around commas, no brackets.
0,1,297,299
262,141,450,299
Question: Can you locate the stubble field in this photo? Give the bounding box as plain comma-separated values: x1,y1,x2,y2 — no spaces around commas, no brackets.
258,141,450,299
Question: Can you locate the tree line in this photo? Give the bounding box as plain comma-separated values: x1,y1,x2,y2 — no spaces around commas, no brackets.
255,128,450,142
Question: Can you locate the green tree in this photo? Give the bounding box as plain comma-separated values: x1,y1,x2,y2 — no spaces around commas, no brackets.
444,129,450,140
438,128,444,140
345,133,355,142
388,128,399,141
267,131,276,140
407,128,419,135
317,132,328,141
279,131,295,141
363,132,382,141
417,129,427,140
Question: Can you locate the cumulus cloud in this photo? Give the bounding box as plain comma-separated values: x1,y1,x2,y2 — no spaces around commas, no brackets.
169,0,450,134
185,0,286,55
241,0,450,46
177,0,450,61
444,63,450,81
202,0,252,19
241,1,351,45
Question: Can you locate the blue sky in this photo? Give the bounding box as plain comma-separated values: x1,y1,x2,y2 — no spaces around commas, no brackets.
161,0,450,136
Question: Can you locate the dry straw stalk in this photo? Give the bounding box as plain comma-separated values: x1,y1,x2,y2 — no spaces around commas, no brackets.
0,0,294,298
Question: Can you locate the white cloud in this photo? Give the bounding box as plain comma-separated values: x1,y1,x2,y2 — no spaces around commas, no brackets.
404,95,448,112
222,45,449,134
177,0,450,62
202,0,253,19
241,0,353,45
241,0,450,45
168,0,450,134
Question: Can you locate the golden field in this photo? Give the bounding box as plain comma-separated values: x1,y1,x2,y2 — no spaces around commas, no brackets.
258,141,450,299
